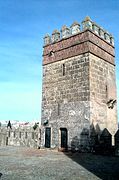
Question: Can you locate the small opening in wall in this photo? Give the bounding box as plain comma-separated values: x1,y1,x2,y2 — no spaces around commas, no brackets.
106,85,108,99
92,24,94,31
104,33,106,40
110,39,112,44
14,132,15,138
8,131,10,138
58,103,60,116
19,132,21,138
62,63,65,76
98,29,101,36
39,129,41,140
25,132,27,139
48,51,54,57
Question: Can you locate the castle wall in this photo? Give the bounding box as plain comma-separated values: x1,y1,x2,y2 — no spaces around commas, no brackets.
89,53,118,138
0,127,40,148
0,129,7,146
41,53,90,148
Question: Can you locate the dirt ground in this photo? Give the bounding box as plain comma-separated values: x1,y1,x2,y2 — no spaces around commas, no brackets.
0,146,119,180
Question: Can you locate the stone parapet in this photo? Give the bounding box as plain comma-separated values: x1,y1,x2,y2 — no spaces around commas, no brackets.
43,17,114,47
0,127,41,148
43,30,115,66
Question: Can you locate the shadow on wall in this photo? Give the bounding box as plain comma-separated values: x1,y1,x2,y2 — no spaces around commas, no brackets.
90,124,113,155
64,125,119,180
0,173,3,178
71,124,115,155
71,128,90,153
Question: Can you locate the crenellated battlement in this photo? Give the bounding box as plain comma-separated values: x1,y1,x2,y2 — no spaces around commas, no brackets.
0,127,41,148
43,16,114,46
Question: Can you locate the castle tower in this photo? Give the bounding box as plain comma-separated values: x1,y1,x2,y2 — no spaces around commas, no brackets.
41,17,118,150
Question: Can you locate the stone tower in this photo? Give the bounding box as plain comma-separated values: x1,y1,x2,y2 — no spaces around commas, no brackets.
41,17,118,150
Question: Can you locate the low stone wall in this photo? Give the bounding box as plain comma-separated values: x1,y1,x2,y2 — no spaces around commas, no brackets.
0,126,119,156
0,127,40,148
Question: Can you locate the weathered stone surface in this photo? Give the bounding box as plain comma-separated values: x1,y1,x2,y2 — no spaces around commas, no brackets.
41,53,90,149
89,53,118,143
43,30,115,66
44,17,115,47
41,19,118,151
0,127,40,148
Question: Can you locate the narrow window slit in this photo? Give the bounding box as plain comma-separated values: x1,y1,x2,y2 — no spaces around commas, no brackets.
62,64,65,76
106,85,108,99
8,131,10,137
19,132,21,138
58,103,60,116
14,131,15,138
25,132,27,139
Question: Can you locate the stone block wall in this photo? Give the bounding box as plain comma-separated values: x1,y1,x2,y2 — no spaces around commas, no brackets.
0,129,7,146
89,53,118,141
0,127,40,148
43,30,115,66
41,53,90,148
41,17,118,150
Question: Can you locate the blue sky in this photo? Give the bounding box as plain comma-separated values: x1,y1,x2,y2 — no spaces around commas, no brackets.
0,0,119,122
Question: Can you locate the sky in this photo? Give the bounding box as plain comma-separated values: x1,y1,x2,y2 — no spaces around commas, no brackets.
0,0,119,122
